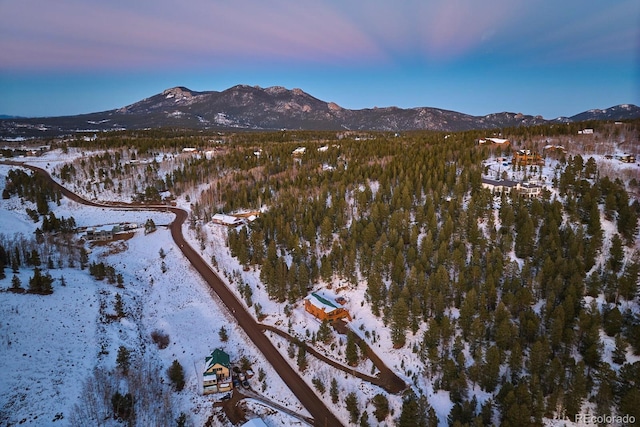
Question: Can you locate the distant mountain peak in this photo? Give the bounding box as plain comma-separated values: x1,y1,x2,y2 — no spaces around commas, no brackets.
162,87,194,99
1,85,638,138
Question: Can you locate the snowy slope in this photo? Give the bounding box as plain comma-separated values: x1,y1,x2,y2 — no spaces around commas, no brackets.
0,163,306,426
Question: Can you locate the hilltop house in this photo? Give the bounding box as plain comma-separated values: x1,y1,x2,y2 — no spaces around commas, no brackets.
203,348,232,394
304,292,352,322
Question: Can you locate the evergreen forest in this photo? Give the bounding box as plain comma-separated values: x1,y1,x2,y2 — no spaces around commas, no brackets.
4,121,638,426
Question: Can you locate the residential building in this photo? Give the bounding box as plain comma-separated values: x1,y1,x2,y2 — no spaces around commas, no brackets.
85,225,121,241
203,348,232,394
212,213,244,227
616,153,636,163
482,178,542,198
304,292,352,322
512,149,544,166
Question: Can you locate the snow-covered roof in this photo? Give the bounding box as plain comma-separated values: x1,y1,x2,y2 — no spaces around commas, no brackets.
481,178,518,188
486,137,509,144
212,214,243,226
241,419,268,427
87,224,117,233
305,292,343,313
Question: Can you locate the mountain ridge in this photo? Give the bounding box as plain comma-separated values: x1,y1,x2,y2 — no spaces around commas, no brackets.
1,85,639,138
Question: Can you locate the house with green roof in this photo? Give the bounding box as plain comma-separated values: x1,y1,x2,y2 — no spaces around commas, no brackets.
203,348,232,394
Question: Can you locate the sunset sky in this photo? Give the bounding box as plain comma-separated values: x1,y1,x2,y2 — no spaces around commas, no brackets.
1,0,638,118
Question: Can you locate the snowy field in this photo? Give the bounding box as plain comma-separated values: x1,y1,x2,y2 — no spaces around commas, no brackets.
0,163,305,426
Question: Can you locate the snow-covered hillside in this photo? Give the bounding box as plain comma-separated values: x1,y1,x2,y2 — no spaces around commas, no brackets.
2,131,639,427
0,163,306,426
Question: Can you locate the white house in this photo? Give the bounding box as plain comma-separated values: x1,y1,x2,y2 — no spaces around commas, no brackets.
482,178,542,198
212,214,244,226
292,147,306,156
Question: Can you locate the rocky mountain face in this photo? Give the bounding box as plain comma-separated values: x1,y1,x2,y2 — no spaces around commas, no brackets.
1,85,639,138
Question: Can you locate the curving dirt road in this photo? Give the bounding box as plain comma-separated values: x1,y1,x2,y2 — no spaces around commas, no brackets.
261,324,406,394
9,162,344,427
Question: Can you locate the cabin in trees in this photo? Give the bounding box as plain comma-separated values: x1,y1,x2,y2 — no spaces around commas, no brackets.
304,292,352,322
203,348,232,394
481,178,542,198
512,149,544,166
212,213,244,227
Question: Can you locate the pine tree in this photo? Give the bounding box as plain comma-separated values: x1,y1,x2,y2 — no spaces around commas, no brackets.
372,393,390,422
79,247,88,270
219,326,228,342
359,411,370,427
398,391,427,427
330,378,339,404
608,234,624,274
296,345,307,372
10,274,22,292
345,331,359,366
317,320,332,344
366,270,385,317
167,359,185,391
29,249,41,267
618,363,640,422
116,346,131,375
619,258,639,301
312,377,325,394
514,214,535,259
390,298,409,348
28,267,53,294
603,307,623,336
595,366,616,419
481,346,501,393
612,334,627,365
345,392,360,424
